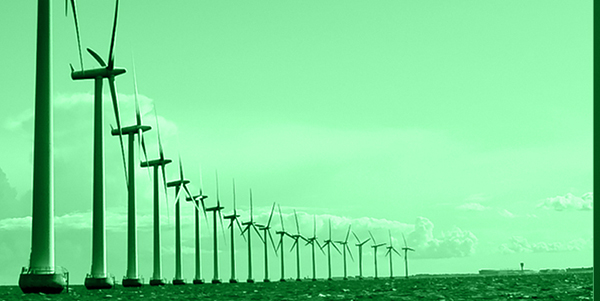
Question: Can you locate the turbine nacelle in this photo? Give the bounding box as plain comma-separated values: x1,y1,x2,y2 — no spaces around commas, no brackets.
71,67,126,80
111,125,151,136
186,194,208,202
140,158,172,168
167,179,190,188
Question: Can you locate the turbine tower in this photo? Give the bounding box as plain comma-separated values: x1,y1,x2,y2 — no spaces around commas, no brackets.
369,231,386,279
335,225,354,280
275,205,291,282
304,215,324,281
184,168,209,285
401,233,415,279
222,180,244,284
167,155,194,285
352,231,370,279
320,219,342,281
68,0,128,290
140,106,171,286
289,210,307,282
19,0,68,293
205,172,226,284
255,203,278,283
384,230,402,279
240,189,264,283
110,63,152,288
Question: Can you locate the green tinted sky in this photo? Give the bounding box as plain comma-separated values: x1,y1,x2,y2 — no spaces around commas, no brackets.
0,1,592,284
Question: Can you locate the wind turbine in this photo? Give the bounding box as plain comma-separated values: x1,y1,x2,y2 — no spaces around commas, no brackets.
401,233,415,279
184,167,209,284
110,61,152,288
205,172,226,284
222,179,245,283
20,0,72,293
304,215,325,281
352,231,370,279
240,189,264,283
141,106,171,286
335,225,354,280
68,0,127,290
167,155,194,285
289,210,307,281
255,203,278,283
275,205,291,282
369,231,386,279
384,230,402,279
320,219,342,281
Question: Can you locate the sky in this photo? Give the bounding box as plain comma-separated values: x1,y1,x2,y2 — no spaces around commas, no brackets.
0,0,593,285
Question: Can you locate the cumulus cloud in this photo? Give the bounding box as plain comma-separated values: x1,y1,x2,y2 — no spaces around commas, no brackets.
456,202,488,211
498,209,515,218
499,236,592,254
407,217,477,258
537,193,593,211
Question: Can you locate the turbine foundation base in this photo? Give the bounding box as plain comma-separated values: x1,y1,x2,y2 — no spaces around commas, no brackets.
84,276,114,290
19,272,67,294
279,279,286,282
327,278,333,281
296,278,302,282
172,279,186,285
263,279,270,283
246,279,254,283
211,279,222,284
229,279,238,284
149,279,166,286
193,279,205,284
312,278,317,281
122,278,142,287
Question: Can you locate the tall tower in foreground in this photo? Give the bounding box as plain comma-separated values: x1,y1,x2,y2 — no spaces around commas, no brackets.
19,0,68,294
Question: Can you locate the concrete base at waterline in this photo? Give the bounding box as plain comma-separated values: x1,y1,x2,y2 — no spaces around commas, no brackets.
84,276,114,289
211,279,222,284
149,278,166,286
296,278,302,282
122,278,143,287
172,279,186,285
263,279,270,283
247,279,255,283
279,279,286,282
312,278,317,281
327,278,333,281
229,279,238,284
193,279,205,284
19,272,67,294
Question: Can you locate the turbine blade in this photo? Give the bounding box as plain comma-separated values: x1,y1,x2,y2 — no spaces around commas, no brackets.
352,231,360,243
393,248,402,257
313,215,316,237
253,225,264,243
236,219,244,235
269,231,278,253
316,241,325,255
294,209,300,235
68,0,83,71
107,0,119,69
160,165,170,221
332,242,342,255
275,237,282,253
278,204,284,232
328,219,332,240
344,225,351,243
266,202,275,227
347,245,354,262
369,230,376,245
108,76,128,190
87,48,106,67
153,104,165,161
289,240,297,253
402,233,408,248
232,179,237,213
249,189,254,222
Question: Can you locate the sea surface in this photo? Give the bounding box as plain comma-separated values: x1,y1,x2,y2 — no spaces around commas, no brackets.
0,272,592,300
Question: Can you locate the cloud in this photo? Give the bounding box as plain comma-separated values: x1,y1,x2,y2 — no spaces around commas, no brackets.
498,209,515,218
499,236,592,254
537,193,593,211
407,217,477,259
456,202,488,211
